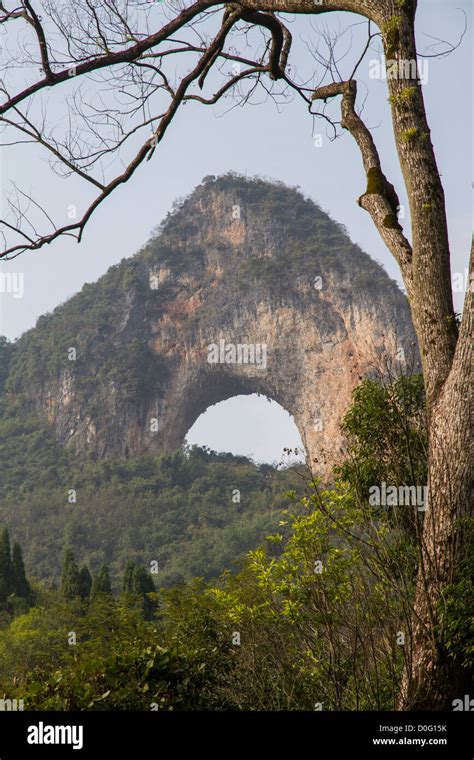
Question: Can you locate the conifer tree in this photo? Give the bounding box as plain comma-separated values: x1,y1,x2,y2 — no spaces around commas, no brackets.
11,541,30,599
78,564,92,601
133,565,156,620
122,560,136,594
92,564,112,597
61,549,81,600
133,566,155,596
0,528,14,604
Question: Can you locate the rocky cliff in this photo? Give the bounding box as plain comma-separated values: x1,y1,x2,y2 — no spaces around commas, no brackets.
5,174,418,473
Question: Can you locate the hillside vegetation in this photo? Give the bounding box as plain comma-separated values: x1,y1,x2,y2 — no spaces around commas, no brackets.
0,400,301,588
2,374,469,712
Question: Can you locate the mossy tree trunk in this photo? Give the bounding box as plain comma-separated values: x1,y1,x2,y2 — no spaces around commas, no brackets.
264,0,472,709
380,5,472,710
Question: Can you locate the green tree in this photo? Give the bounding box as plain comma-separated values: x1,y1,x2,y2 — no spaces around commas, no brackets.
61,549,81,601
11,541,30,599
0,528,14,605
78,565,92,601
92,564,112,597
132,566,155,597
121,564,157,620
122,560,136,594
132,565,156,620
337,373,427,536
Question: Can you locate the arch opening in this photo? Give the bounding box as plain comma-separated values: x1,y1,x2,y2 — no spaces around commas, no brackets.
184,394,306,466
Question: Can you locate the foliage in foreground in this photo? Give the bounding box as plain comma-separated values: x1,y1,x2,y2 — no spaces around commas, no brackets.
0,485,411,710
0,373,470,710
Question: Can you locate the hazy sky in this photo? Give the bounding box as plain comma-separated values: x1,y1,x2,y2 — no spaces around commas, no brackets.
0,0,471,462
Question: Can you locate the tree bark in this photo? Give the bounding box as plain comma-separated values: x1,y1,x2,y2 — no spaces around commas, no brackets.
378,4,471,710
398,246,472,709
311,0,472,708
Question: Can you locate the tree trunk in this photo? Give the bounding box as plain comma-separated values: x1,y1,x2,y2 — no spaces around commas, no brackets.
399,250,472,708
380,6,472,710
309,0,473,708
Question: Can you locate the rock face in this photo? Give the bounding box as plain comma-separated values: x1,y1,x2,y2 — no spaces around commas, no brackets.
6,175,418,473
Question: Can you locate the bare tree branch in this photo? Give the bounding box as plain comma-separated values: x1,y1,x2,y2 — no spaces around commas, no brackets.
312,79,413,290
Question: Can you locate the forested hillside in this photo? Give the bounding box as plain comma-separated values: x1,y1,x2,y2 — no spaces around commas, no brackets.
1,374,469,712
0,399,301,588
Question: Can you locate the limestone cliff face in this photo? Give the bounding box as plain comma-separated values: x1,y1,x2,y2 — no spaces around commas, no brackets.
6,175,418,473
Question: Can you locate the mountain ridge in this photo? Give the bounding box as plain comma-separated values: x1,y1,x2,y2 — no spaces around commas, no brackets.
3,173,418,471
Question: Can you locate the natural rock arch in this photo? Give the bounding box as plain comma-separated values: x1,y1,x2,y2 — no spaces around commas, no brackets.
185,394,305,460
6,175,418,475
